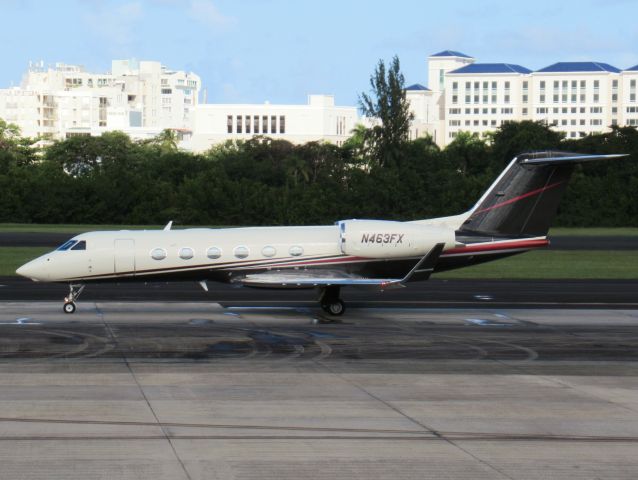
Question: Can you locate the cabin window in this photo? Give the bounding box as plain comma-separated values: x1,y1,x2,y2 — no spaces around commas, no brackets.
289,245,304,256
57,240,77,251
151,248,167,260
206,247,222,259
261,245,276,257
179,247,194,260
234,246,249,259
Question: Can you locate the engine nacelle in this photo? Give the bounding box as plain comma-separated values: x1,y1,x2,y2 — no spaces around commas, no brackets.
337,220,456,259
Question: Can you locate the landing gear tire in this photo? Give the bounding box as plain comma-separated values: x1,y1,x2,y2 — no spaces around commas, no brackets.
319,286,346,316
63,283,85,314
63,302,76,314
322,299,346,316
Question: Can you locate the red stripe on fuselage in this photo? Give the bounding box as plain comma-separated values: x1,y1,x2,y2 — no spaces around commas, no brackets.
474,181,564,215
444,238,549,255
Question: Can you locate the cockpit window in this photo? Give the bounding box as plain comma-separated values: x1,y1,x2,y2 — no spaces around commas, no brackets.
71,240,86,251
57,240,77,251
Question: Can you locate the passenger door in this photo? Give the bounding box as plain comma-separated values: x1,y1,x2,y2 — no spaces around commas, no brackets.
114,239,136,275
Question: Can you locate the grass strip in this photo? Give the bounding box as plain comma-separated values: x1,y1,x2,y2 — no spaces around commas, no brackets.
435,250,638,280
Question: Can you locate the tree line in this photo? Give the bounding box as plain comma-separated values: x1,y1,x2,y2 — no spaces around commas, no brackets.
0,118,636,227
0,56,636,227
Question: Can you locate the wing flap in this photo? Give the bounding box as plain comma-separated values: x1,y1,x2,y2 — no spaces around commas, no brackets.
237,243,445,289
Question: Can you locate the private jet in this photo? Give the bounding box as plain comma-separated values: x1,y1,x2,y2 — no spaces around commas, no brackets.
16,151,627,315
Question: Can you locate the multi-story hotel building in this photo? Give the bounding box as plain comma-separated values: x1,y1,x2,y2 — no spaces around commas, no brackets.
2,52,637,150
0,59,201,141
185,95,358,152
409,50,638,147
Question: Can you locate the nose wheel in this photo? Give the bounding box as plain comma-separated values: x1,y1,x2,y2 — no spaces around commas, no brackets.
319,286,346,316
63,284,85,314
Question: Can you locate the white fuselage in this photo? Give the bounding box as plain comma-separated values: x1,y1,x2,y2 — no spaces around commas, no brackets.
16,221,458,283
17,226,345,282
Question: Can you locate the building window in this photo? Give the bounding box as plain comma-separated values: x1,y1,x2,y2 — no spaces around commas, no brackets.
540,94,545,103
279,115,285,134
161,88,172,94
236,116,242,134
522,95,528,103
540,81,546,90
270,115,277,134
571,94,577,103
262,115,268,134
452,95,458,104
465,81,471,90
523,81,528,91
452,81,458,90
482,95,488,103
491,95,497,103
580,80,586,89
504,95,510,104
254,115,260,133
465,95,471,103
553,94,559,103
245,115,251,134
504,81,510,91
593,94,599,103
227,115,233,134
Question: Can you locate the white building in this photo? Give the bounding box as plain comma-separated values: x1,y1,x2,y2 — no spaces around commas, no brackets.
409,50,638,147
185,95,358,152
0,60,200,141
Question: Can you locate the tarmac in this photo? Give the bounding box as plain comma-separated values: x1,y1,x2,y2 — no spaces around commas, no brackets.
0,301,637,479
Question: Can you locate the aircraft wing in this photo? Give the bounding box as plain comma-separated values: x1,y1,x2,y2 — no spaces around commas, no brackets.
237,243,445,290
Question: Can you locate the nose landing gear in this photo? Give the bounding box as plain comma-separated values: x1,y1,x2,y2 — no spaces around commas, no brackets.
319,286,346,316
63,284,85,314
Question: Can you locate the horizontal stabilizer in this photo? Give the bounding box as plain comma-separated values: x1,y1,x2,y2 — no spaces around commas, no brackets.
520,153,628,166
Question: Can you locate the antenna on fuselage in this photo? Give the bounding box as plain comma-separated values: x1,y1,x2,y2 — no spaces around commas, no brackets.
163,221,173,231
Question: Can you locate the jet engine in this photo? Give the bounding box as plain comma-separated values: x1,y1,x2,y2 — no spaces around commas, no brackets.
337,220,455,259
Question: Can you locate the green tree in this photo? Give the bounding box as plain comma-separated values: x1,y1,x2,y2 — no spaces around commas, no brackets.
151,128,179,155
359,56,414,167
489,120,564,168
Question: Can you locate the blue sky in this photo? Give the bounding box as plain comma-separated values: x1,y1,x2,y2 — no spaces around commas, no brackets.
1,0,637,105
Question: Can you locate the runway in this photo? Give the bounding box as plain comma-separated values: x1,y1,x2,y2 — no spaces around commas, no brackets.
2,276,637,309
0,301,637,479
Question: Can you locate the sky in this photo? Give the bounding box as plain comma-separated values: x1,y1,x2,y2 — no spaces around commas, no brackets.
1,0,637,106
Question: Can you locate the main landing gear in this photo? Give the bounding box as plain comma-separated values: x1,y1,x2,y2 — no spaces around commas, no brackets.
63,284,85,314
319,286,346,316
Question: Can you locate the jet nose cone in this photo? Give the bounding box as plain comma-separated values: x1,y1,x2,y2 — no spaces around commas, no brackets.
16,258,47,281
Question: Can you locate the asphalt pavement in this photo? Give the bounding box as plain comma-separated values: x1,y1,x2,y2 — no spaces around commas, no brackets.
1,276,636,309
